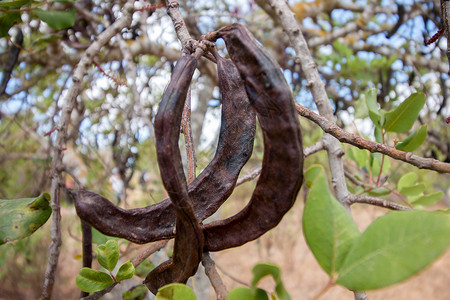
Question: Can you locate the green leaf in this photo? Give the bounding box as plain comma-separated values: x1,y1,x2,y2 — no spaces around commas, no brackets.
347,147,368,170
96,240,119,272
122,284,148,300
0,193,52,245
336,211,450,290
227,287,269,300
384,93,426,132
397,172,425,196
395,125,427,152
115,261,135,282
354,97,369,119
399,184,426,197
0,11,21,37
368,187,391,196
0,0,30,7
412,191,444,206
135,259,155,278
397,172,417,191
76,268,114,293
303,165,361,276
251,263,290,300
91,227,119,245
155,283,197,300
374,127,383,144
33,8,76,30
364,89,383,127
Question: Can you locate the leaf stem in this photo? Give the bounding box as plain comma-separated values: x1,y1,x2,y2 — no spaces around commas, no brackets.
375,130,386,186
311,281,335,300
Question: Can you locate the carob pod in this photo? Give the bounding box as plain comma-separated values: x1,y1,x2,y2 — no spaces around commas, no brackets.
202,23,303,251
71,57,255,243
144,54,203,293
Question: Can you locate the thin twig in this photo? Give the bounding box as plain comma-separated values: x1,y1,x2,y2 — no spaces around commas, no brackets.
295,103,450,173
215,262,250,287
202,252,227,300
236,168,261,186
181,88,197,183
346,194,411,211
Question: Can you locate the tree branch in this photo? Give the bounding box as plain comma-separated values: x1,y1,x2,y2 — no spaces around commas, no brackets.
295,103,450,173
202,252,227,300
346,194,411,211
40,3,135,299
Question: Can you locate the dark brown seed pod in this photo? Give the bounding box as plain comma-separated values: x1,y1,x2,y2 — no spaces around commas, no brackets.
202,23,304,251
144,54,203,293
71,56,255,243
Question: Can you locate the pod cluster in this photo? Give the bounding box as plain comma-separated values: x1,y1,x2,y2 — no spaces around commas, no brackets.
71,23,303,294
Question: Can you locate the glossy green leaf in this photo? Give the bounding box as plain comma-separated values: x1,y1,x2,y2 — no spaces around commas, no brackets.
336,211,450,290
33,8,76,30
303,165,361,276
155,283,196,300
412,191,444,206
0,0,30,7
384,93,426,132
116,261,135,282
0,193,52,245
0,11,21,37
395,125,427,152
227,287,268,300
96,239,119,272
251,263,290,300
76,268,114,292
122,284,148,300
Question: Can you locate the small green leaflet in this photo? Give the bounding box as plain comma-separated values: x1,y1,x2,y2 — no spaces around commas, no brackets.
96,239,119,272
76,268,114,293
251,263,290,300
155,283,197,300
116,261,135,282
227,287,269,300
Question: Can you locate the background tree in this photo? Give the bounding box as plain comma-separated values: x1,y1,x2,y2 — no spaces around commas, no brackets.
0,0,449,299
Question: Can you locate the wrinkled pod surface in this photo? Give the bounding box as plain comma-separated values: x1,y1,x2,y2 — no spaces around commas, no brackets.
144,54,203,293
202,23,304,251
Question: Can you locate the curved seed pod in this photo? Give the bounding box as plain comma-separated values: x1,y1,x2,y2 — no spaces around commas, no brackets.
144,54,203,293
72,55,255,243
72,78,254,241
202,23,304,251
